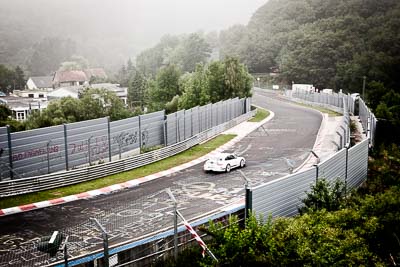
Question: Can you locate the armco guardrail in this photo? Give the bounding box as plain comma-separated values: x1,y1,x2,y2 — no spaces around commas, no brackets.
0,110,255,197
252,89,373,220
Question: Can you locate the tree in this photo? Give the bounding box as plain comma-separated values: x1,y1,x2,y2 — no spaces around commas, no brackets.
128,71,147,110
13,66,25,90
147,65,181,111
178,63,210,109
219,24,248,60
223,57,253,99
58,55,89,71
0,65,15,94
28,37,76,75
177,33,211,72
299,178,346,214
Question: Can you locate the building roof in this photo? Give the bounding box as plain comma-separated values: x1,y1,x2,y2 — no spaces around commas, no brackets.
53,70,88,83
47,86,81,99
29,76,53,88
84,68,107,80
0,96,47,111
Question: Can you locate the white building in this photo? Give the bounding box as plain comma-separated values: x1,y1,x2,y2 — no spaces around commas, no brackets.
0,97,47,121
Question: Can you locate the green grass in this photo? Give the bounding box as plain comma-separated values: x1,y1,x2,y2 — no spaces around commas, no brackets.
0,134,236,209
295,102,341,117
248,108,270,122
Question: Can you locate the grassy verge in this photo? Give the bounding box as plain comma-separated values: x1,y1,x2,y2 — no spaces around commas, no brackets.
248,108,270,122
294,102,341,116
0,134,236,209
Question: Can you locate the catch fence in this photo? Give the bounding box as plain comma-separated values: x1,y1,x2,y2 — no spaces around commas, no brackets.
0,167,246,267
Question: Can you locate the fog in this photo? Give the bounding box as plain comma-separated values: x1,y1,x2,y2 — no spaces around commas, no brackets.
0,0,266,72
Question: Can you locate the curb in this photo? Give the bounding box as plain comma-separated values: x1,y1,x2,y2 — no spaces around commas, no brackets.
0,110,275,217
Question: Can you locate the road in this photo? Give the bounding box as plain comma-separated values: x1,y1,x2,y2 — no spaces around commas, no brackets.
0,90,322,266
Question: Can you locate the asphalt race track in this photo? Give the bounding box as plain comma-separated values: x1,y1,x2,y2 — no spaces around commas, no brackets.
0,90,322,266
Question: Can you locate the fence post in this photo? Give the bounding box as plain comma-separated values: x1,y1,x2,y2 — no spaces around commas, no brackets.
46,140,52,174
88,136,93,166
166,189,178,262
6,125,13,179
139,115,142,150
314,164,319,183
163,115,167,147
191,109,193,137
336,131,343,150
107,117,112,162
91,218,109,267
183,110,186,140
344,144,349,197
63,124,69,171
239,170,251,224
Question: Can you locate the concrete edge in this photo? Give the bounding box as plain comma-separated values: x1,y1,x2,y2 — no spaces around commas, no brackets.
0,110,275,217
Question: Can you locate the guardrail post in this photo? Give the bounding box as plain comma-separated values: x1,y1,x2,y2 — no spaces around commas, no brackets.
63,124,69,171
6,125,13,179
107,117,112,162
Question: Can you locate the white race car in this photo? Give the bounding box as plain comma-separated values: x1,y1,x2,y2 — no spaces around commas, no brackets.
203,153,246,173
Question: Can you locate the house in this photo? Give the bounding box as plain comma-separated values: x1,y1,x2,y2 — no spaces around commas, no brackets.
52,68,108,88
84,68,108,81
13,90,48,100
53,70,89,88
90,83,128,106
47,86,80,100
26,76,53,91
0,96,47,121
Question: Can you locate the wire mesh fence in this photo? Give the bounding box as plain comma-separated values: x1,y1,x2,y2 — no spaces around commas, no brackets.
0,170,247,267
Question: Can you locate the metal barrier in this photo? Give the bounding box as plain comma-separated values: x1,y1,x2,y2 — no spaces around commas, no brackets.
359,98,377,147
0,98,251,181
252,139,369,220
252,90,374,221
0,111,255,197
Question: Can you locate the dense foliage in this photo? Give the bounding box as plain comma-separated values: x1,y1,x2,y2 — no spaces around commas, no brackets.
219,0,400,93
136,33,211,77
0,64,25,94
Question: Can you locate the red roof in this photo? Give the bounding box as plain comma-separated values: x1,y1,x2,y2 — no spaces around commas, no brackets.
53,70,88,83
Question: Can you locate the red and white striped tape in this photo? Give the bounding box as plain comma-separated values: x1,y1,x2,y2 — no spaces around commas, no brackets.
177,210,207,257
183,219,207,257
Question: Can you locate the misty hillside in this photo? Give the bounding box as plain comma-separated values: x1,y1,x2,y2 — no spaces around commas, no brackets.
0,0,265,76
219,0,400,91
0,0,146,75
